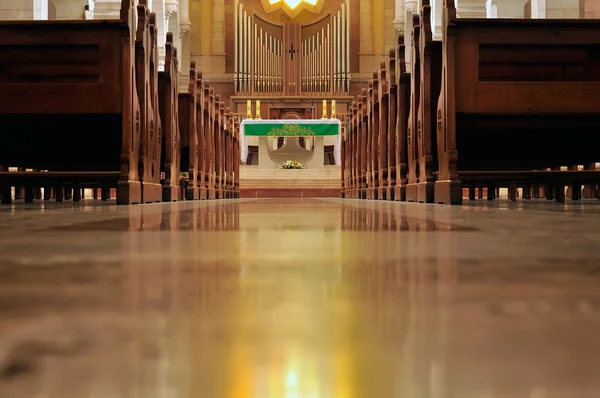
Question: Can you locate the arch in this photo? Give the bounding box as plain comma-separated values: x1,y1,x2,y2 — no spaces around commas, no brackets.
282,112,301,119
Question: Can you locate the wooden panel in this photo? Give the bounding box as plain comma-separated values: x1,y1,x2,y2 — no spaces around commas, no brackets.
471,82,600,113
478,44,600,82
0,22,123,114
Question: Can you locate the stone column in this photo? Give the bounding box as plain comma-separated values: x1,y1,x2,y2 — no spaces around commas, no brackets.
531,0,547,18
165,0,180,70
546,0,578,17
491,0,532,17
403,0,418,72
431,0,442,40
0,0,45,20
154,0,169,70
179,0,191,85
486,0,498,17
93,0,122,19
85,0,94,19
34,0,48,20
393,0,405,35
179,22,191,91
457,0,487,17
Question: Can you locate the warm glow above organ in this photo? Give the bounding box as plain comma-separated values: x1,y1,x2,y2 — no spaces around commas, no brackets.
261,0,324,19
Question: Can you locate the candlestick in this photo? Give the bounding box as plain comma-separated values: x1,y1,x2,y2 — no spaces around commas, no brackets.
246,100,252,119
322,99,328,119
332,100,336,118
255,100,261,119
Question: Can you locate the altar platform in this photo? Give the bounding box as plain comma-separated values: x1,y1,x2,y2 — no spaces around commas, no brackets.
239,165,341,198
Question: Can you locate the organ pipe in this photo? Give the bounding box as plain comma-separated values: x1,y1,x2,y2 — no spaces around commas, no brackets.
234,3,350,95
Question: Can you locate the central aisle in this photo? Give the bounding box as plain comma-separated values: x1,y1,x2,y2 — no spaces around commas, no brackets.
1,199,600,397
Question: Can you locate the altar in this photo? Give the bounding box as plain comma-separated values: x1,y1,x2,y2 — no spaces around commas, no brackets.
240,119,341,169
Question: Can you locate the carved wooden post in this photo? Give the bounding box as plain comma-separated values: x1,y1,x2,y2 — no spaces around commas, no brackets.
406,14,421,202
416,0,441,204
378,61,389,200
395,36,410,201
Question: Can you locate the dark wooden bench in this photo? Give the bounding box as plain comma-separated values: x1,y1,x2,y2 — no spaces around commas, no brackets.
135,6,163,203
377,62,389,200
415,1,442,203
406,14,421,203
158,32,181,201
435,0,600,204
0,0,145,205
178,62,199,200
394,35,410,202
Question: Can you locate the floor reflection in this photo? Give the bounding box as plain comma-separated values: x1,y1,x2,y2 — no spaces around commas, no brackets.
1,199,600,397
44,199,477,232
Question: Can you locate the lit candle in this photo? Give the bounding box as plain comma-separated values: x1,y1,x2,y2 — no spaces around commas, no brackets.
255,100,261,119
322,99,328,119
332,100,336,118
246,99,252,119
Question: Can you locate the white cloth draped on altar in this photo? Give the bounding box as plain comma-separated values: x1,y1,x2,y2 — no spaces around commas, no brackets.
240,119,341,166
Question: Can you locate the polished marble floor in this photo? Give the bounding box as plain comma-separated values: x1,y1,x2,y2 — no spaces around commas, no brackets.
1,198,600,397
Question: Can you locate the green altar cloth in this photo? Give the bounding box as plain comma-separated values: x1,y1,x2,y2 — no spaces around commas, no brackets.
241,119,340,137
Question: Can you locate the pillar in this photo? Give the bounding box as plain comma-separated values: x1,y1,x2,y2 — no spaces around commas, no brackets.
0,0,46,20
152,0,168,70
34,0,48,19
92,0,121,19
530,0,547,17
456,0,488,17
403,0,418,72
165,0,180,69
486,0,498,17
179,0,191,90
546,0,579,17
393,0,405,35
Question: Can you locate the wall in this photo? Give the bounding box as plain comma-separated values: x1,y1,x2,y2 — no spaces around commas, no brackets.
583,0,600,17
50,0,86,19
0,1,33,19
546,0,579,16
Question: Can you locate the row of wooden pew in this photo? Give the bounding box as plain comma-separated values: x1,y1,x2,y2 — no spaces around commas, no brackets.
342,0,600,204
0,0,239,205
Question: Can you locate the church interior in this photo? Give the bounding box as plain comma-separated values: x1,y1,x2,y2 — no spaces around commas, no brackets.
1,0,600,396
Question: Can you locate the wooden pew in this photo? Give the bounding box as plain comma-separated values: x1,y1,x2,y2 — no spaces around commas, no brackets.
366,79,376,200
215,97,224,199
158,32,181,201
359,91,368,199
378,61,389,201
385,52,397,201
178,62,199,200
233,118,240,199
435,0,600,205
406,14,421,202
195,72,207,200
207,88,217,200
344,102,357,198
136,5,162,203
416,1,442,203
225,108,234,199
394,36,410,202
0,0,143,205
200,81,211,200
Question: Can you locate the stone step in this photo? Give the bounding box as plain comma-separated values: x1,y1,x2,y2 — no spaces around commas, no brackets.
240,166,341,189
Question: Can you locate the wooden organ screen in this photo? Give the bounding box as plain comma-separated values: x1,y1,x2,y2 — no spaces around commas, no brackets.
235,1,350,96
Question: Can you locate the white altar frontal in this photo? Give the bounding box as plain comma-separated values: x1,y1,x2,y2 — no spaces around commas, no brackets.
240,119,341,169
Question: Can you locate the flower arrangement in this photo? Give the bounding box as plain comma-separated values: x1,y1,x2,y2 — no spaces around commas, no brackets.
281,160,304,169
